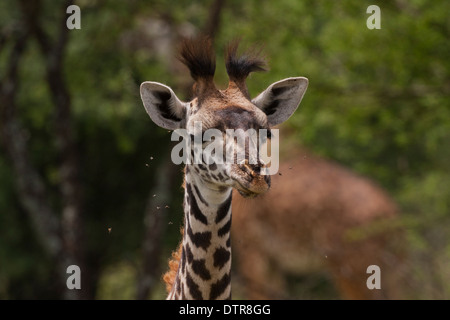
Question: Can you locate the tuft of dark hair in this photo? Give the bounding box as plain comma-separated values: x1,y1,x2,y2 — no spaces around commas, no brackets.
178,36,216,81
225,39,267,81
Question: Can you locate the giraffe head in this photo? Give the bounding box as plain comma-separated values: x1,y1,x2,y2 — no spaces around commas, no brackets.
140,38,308,198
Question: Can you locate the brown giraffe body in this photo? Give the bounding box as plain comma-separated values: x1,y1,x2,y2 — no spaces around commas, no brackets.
140,37,308,299
232,149,405,299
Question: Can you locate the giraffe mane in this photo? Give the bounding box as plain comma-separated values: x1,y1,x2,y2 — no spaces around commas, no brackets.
162,228,184,294
163,168,187,294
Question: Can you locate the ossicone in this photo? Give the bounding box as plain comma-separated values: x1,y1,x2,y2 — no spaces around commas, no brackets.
225,39,267,97
178,36,217,97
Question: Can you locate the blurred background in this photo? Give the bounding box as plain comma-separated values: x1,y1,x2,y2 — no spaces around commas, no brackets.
0,0,449,299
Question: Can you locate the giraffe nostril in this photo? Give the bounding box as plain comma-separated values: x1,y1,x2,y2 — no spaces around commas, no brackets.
252,164,261,174
238,159,263,177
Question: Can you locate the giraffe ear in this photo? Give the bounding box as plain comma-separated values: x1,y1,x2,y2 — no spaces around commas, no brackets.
140,81,187,130
252,77,308,127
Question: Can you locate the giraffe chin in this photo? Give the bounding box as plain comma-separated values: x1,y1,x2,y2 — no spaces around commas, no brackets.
232,178,270,198
236,188,259,198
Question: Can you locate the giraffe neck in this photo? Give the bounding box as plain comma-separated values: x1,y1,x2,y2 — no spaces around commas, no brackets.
168,166,233,300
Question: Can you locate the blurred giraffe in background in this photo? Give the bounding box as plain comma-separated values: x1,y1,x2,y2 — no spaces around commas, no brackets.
232,147,406,299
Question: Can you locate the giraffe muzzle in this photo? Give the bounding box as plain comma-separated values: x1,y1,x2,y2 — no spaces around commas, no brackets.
233,159,271,197
238,159,261,177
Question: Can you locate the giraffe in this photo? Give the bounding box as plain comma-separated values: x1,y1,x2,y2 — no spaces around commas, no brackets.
139,37,308,300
